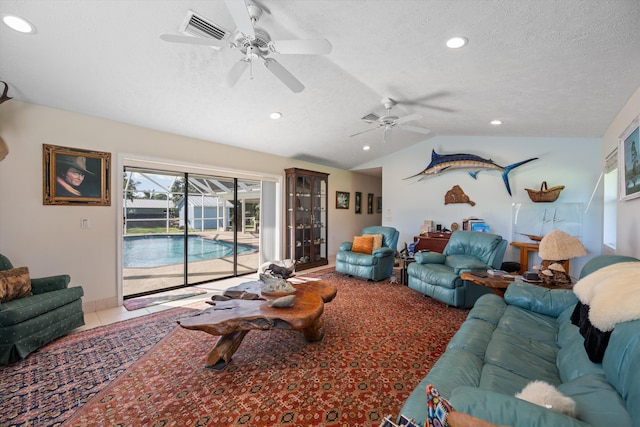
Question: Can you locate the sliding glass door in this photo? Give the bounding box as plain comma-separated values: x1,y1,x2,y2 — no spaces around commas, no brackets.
122,167,262,298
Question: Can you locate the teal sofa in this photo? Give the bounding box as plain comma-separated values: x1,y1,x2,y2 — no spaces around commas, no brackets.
336,226,399,281
407,230,508,307
0,254,85,365
399,254,640,427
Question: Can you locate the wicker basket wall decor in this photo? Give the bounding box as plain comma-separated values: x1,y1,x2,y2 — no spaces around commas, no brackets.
525,181,565,203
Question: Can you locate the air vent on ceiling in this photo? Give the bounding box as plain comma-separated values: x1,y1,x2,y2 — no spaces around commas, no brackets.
180,10,230,48
361,113,380,123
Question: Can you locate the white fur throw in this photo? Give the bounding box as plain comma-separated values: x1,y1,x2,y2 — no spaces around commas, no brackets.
515,380,576,417
572,262,640,332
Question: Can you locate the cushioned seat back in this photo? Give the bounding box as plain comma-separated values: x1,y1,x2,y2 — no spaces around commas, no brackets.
0,254,14,271
362,226,399,252
578,254,640,279
443,231,507,268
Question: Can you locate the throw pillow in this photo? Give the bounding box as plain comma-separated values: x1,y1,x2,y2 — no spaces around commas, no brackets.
369,234,384,250
0,267,33,303
352,235,374,254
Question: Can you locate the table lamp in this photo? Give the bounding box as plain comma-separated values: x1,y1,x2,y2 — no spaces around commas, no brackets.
537,230,587,285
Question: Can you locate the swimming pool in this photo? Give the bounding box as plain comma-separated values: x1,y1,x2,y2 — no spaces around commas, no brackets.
123,235,257,268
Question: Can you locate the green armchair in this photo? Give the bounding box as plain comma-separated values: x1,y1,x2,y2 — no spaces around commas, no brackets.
0,254,84,364
407,231,508,307
336,226,399,281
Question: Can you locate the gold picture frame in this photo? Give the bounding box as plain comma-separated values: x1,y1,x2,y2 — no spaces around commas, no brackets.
43,144,111,206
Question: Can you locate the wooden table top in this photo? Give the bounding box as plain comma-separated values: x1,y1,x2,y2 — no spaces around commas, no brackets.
460,271,514,291
178,280,337,336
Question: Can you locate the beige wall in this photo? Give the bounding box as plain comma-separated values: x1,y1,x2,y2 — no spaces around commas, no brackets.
602,85,640,258
0,102,381,310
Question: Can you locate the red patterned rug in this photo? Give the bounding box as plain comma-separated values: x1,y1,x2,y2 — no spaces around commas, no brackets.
62,271,469,427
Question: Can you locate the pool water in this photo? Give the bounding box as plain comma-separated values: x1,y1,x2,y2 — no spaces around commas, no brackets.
123,235,257,268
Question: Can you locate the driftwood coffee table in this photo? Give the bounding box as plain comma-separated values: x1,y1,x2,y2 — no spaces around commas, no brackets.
178,280,337,370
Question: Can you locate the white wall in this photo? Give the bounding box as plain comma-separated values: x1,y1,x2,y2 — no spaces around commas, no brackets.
359,136,602,277
602,85,640,258
0,102,381,311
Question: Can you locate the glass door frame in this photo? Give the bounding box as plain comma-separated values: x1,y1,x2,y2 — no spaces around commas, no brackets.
117,155,282,304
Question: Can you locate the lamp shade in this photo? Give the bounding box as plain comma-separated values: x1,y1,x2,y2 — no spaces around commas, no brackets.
539,230,587,260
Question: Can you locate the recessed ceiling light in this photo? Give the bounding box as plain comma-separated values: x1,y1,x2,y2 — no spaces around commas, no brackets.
2,15,36,34
490,120,502,125
270,112,282,120
363,145,371,151
446,36,467,49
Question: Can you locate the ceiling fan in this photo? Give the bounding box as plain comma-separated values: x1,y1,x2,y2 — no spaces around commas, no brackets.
160,0,332,93
350,98,432,143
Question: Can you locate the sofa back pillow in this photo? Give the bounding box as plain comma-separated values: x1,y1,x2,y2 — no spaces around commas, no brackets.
0,267,33,303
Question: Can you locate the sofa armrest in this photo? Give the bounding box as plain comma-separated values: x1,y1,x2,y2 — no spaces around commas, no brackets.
414,251,446,264
504,281,578,318
339,242,353,251
450,387,589,427
30,274,71,294
372,247,393,258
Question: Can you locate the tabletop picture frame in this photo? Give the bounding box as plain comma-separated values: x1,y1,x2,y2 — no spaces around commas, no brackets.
336,191,350,209
43,144,111,206
619,115,640,201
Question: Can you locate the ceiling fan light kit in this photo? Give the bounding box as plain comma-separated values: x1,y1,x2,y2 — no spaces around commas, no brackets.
160,0,332,93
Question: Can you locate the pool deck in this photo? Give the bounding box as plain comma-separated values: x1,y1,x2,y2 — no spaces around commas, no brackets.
123,230,260,296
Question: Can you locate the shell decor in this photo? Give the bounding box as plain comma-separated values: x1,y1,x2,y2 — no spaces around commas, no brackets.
267,295,296,308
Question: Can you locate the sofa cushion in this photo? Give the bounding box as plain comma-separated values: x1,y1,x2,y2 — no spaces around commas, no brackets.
0,287,84,327
0,267,33,303
505,281,578,318
558,374,631,427
557,334,605,383
352,235,374,254
445,254,489,274
498,305,559,345
484,329,560,385
466,294,507,327
409,263,460,289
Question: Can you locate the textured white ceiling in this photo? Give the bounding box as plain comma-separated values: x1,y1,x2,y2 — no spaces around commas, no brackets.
1,0,639,171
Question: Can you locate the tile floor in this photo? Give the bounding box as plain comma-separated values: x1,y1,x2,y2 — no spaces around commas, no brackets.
77,264,334,332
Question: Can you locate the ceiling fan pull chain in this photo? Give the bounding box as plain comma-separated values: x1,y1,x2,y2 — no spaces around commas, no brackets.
249,59,254,80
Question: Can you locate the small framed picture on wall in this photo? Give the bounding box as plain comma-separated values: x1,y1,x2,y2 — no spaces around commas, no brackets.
336,191,350,209
354,192,362,213
367,193,373,214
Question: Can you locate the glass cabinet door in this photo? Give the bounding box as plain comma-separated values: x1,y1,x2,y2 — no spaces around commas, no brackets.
285,168,329,270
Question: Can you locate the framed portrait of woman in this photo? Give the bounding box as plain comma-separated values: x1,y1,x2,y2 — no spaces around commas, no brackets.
43,144,111,206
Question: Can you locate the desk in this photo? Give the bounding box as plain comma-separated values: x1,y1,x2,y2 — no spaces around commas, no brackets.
414,233,451,253
510,242,570,274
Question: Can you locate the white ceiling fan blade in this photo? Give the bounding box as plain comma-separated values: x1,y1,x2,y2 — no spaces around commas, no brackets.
263,58,304,93
160,34,225,48
270,39,332,55
224,0,255,38
226,60,250,87
395,113,422,125
399,124,432,135
349,127,378,137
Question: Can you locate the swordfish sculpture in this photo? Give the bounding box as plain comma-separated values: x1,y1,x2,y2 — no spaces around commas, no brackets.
405,150,538,196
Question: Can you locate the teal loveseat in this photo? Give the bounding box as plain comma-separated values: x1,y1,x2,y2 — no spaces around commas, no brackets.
399,254,640,427
0,254,85,365
336,226,399,281
407,230,508,307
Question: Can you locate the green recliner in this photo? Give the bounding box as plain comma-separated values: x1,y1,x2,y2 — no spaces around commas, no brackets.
407,230,508,307
0,254,84,365
336,226,399,281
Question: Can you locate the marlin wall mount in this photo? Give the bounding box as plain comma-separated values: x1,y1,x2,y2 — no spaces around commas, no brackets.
405,149,538,196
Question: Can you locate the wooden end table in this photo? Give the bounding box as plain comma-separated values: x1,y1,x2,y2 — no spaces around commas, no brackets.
178,280,337,370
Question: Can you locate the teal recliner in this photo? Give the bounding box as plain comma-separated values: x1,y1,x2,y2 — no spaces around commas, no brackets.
336,226,399,281
0,254,85,365
407,230,507,307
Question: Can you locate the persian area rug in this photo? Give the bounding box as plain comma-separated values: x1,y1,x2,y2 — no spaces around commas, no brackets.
123,286,208,311
63,271,469,427
0,306,201,427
